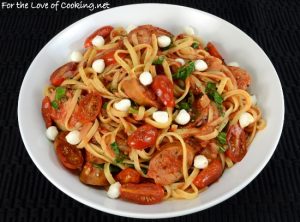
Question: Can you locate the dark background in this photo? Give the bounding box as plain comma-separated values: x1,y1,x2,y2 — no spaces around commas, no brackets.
1,0,300,221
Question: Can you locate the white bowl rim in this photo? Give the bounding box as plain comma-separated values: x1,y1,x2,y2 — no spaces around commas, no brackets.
18,3,285,219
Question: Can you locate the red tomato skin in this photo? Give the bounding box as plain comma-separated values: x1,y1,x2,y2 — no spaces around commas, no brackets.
50,62,77,86
54,132,84,170
127,124,159,150
84,26,113,48
206,42,224,61
116,168,141,184
101,50,126,66
76,92,102,124
151,75,175,107
225,124,247,163
193,159,223,189
120,183,164,205
41,96,52,128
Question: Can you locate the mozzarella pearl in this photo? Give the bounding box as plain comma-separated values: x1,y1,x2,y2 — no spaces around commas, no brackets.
195,59,208,71
91,35,105,48
157,35,171,48
194,155,209,169
65,130,81,145
139,71,153,86
114,99,131,112
175,109,191,125
227,61,240,67
239,112,255,128
152,111,169,124
126,24,137,33
46,126,58,141
107,182,121,199
70,51,83,62
175,58,185,66
250,95,257,106
184,26,195,35
92,59,105,73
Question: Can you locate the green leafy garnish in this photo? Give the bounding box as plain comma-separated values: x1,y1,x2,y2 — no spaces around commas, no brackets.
92,163,121,173
173,61,195,80
217,132,227,145
191,42,199,49
178,102,190,110
128,107,138,114
51,100,59,109
152,56,165,65
205,82,223,104
103,102,108,109
218,146,227,153
55,87,66,101
187,92,195,105
111,142,126,163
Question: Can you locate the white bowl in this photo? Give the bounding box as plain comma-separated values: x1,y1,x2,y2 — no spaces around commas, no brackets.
18,3,284,219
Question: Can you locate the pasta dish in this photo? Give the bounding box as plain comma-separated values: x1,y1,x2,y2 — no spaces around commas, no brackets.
41,24,265,204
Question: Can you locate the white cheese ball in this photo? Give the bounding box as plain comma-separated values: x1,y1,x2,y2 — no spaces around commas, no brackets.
157,35,171,48
175,58,185,66
175,109,191,125
239,112,255,128
152,111,169,124
113,99,131,112
250,95,257,106
139,71,153,86
194,155,209,169
46,126,58,141
184,26,195,35
227,61,240,67
195,59,208,71
107,182,121,199
92,59,105,73
65,130,81,145
70,51,83,62
126,24,137,33
91,35,105,48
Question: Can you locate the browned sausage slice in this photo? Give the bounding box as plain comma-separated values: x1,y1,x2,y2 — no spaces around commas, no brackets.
122,78,160,108
147,142,195,185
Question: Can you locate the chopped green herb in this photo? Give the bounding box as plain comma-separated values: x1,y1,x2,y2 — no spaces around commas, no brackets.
205,82,223,105
141,167,148,174
111,142,126,163
152,56,165,65
51,100,59,109
103,102,108,109
178,102,190,110
187,92,195,105
173,61,195,80
218,146,227,153
92,163,121,173
204,46,208,51
191,42,199,49
55,87,66,101
217,132,227,145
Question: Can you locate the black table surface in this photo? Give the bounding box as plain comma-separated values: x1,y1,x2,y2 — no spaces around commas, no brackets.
1,0,299,221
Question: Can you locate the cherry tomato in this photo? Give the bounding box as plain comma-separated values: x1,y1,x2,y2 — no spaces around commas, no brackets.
50,62,77,86
127,124,158,150
100,50,127,66
193,159,223,189
225,124,247,162
76,92,102,124
41,96,52,127
80,162,109,186
228,66,251,90
120,183,164,205
206,42,224,62
84,26,113,48
54,132,84,170
116,168,141,184
151,75,175,107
